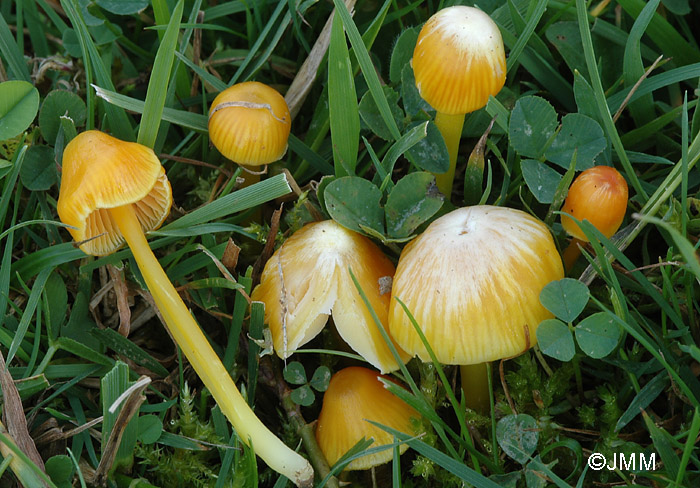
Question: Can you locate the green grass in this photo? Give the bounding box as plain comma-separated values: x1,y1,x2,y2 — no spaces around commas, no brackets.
1,0,700,487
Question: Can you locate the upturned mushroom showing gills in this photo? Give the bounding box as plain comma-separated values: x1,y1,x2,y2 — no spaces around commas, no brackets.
315,367,419,471
208,81,291,167
412,6,506,199
57,131,313,487
251,220,410,374
560,165,629,271
388,206,564,412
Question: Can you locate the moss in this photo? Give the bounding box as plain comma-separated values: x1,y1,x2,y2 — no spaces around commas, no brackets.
135,384,229,488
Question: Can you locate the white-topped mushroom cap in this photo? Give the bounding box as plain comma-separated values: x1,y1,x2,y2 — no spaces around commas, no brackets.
389,206,564,364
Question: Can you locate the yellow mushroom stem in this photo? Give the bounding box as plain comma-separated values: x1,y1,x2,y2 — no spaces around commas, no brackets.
238,164,262,189
460,362,490,413
433,111,466,198
562,237,586,273
109,204,313,487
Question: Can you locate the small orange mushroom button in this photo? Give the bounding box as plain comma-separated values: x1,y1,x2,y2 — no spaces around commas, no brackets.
561,165,629,242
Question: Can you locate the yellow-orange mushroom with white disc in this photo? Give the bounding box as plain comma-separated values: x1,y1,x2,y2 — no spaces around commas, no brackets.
560,165,629,271
315,367,420,470
251,220,410,374
388,206,564,412
412,6,506,198
57,130,313,487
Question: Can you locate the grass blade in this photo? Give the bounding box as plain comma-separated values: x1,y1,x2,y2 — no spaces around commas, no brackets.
0,144,26,327
93,85,208,132
161,173,292,230
0,11,30,81
0,423,57,488
174,50,227,92
575,0,645,201
287,134,334,175
617,0,700,67
137,0,184,148
374,424,503,488
607,63,700,113
505,0,548,74
90,328,170,377
7,267,52,365
641,410,680,480
60,0,134,140
100,362,139,467
614,372,669,432
10,243,85,283
247,302,264,407
332,0,401,140
675,408,700,486
622,0,659,126
328,13,359,176
229,0,286,84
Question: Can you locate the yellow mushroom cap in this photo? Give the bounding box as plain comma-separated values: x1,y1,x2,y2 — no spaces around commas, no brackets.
250,220,410,373
57,130,172,256
389,206,564,365
412,6,506,115
315,367,419,470
208,81,291,166
561,166,629,242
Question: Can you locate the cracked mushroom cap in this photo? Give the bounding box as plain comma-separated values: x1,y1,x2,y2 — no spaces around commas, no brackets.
412,6,506,115
208,81,291,166
57,130,172,256
315,367,419,470
388,206,564,365
561,166,629,242
251,220,410,373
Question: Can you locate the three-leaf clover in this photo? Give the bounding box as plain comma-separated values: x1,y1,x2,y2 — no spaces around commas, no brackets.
283,361,331,406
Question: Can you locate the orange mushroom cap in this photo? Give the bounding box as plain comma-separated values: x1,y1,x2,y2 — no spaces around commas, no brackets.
560,166,629,242
251,220,410,373
315,367,419,470
412,6,506,115
208,81,291,166
57,130,172,256
389,206,564,365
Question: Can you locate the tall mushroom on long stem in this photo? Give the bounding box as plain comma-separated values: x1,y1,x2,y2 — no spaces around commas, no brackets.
57,130,313,487
412,6,506,200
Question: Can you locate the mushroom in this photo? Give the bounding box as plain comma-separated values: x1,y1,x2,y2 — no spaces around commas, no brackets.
388,206,564,412
315,366,419,471
57,130,313,487
412,6,506,199
251,220,410,373
208,81,291,186
560,165,629,271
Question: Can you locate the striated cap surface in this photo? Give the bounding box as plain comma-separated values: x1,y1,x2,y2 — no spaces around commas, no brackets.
57,130,172,256
315,367,419,470
208,81,291,166
389,206,564,364
412,6,506,115
251,220,410,373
